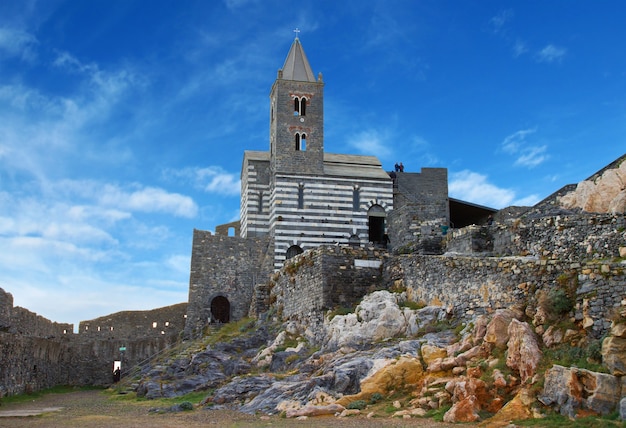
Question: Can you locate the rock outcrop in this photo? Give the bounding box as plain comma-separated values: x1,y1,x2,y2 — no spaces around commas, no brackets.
560,158,626,214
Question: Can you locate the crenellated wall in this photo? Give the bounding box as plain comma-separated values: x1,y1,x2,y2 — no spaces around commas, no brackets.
0,287,185,397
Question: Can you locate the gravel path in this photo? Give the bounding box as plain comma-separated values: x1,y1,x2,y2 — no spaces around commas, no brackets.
0,389,467,427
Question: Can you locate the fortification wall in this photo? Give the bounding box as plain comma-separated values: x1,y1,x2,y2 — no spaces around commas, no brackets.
0,287,183,397
270,245,388,320
184,229,272,338
384,254,624,338
78,303,187,339
0,287,73,337
388,168,449,253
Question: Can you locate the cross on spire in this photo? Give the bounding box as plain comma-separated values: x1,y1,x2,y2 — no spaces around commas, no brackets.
293,28,300,39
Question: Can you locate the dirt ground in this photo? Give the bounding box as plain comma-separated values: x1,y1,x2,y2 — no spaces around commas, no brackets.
0,389,467,428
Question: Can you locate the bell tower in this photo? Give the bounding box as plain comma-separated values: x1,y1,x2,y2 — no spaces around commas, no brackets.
270,35,324,177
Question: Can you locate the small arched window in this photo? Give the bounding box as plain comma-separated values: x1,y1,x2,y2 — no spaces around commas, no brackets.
258,191,264,213
295,133,306,151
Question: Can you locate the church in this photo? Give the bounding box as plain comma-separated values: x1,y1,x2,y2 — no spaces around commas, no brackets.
183,36,494,337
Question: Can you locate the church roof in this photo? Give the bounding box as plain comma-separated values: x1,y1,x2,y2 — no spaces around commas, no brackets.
280,37,316,82
324,153,391,180
242,151,390,180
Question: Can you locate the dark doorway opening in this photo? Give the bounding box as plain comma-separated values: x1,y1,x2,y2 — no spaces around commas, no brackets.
368,205,386,244
211,296,230,323
286,245,304,260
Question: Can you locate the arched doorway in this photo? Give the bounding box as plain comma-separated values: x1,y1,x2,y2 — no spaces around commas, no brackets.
210,296,230,323
368,205,386,244
286,245,304,260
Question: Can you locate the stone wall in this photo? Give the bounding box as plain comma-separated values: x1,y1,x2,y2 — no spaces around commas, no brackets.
0,287,184,397
184,229,272,338
270,245,389,320
388,168,449,253
78,303,187,339
384,254,624,338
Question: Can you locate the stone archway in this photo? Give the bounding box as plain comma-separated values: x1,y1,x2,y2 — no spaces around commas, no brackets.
286,245,304,260
210,296,230,323
368,204,386,244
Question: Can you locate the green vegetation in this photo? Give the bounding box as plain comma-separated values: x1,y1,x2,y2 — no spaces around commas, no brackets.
399,300,426,310
347,399,367,410
425,404,452,421
1,385,104,405
369,392,384,404
514,410,624,427
542,342,606,373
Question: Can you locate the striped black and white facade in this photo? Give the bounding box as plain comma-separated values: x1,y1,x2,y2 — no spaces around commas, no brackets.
240,37,393,270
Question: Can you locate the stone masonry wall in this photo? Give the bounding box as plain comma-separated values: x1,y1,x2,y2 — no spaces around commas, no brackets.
388,168,449,254
184,229,272,338
384,254,624,338
78,303,187,339
0,287,184,397
270,245,388,321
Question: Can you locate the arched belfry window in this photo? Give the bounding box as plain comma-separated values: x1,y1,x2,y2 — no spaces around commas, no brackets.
295,133,307,151
294,97,307,116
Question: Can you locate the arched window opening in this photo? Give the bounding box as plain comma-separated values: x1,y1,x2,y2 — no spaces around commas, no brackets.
300,97,306,116
286,245,304,260
228,226,236,237
258,192,264,213
210,296,230,323
295,133,306,151
293,97,307,116
367,205,386,245
298,184,304,209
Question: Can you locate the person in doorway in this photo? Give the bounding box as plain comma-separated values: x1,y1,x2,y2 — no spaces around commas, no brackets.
113,367,121,383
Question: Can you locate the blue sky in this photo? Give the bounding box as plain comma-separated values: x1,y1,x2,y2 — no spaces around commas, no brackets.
1,0,624,327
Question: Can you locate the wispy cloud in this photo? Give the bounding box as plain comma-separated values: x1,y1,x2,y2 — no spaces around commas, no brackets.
536,44,566,63
0,27,38,61
501,128,548,168
164,166,240,196
489,9,514,34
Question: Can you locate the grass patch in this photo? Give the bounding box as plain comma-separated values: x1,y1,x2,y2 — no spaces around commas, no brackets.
425,404,452,421
1,385,104,405
514,411,624,427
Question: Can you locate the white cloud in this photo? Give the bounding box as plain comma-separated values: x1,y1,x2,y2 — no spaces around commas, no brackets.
537,44,566,63
449,170,516,208
98,185,198,218
347,129,392,158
